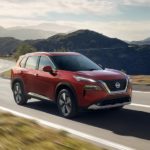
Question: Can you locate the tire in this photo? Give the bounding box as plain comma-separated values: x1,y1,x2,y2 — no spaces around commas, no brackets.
57,89,78,118
12,82,28,105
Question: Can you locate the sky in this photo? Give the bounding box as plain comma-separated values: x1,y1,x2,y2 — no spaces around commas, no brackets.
0,0,150,41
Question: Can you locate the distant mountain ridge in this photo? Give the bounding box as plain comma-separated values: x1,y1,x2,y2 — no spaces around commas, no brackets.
131,37,150,45
0,26,56,40
0,23,76,40
0,37,21,55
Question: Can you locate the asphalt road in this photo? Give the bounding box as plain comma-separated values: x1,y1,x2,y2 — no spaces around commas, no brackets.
0,59,150,150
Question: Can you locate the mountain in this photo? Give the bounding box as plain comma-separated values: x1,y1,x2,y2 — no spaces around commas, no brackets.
0,26,56,40
0,29,150,75
0,37,21,55
29,30,128,51
131,37,150,45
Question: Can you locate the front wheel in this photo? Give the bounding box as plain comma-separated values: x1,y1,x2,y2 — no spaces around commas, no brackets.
13,82,28,105
57,89,78,118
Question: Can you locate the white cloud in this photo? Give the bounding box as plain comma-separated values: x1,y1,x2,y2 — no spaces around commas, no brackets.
0,18,44,27
123,0,150,6
0,0,119,18
0,0,149,40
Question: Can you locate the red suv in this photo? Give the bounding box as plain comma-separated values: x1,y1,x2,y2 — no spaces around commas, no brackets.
11,52,132,118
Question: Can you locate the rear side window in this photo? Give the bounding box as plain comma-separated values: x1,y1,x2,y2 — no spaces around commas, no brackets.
38,56,55,70
25,56,39,69
20,56,27,68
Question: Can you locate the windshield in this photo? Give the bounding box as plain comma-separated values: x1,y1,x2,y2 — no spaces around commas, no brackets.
50,55,102,71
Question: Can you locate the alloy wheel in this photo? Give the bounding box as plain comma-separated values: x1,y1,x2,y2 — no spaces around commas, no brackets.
58,92,72,116
14,82,23,103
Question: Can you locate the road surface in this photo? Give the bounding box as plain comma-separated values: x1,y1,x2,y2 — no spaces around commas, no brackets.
0,59,150,150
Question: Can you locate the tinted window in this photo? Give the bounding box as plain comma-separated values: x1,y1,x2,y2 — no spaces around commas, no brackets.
25,56,39,69
20,56,27,68
38,56,55,70
51,55,102,71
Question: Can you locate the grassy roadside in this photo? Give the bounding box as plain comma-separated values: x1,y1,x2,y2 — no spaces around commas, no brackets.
0,112,104,150
130,75,150,85
0,69,11,79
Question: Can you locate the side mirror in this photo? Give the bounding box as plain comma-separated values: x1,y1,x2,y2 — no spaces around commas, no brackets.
43,66,57,75
43,66,52,73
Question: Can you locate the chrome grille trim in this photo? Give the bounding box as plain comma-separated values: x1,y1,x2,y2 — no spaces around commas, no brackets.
98,78,129,94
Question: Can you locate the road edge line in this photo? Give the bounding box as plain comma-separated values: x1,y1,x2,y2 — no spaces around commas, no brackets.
131,103,150,108
133,90,150,93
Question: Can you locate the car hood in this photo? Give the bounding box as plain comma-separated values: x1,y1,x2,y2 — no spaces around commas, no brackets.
75,69,126,80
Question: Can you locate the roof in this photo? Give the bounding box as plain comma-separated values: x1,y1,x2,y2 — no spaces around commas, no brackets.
25,52,80,56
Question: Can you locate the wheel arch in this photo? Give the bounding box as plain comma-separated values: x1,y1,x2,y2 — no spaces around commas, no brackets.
55,82,78,104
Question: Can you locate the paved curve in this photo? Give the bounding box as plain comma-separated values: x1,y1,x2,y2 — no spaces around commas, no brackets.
0,59,150,150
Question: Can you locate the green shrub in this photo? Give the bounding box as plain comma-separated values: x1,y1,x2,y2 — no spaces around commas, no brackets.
13,43,37,60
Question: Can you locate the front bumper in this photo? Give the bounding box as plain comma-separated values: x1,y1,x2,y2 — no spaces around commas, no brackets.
88,96,131,110
76,79,132,107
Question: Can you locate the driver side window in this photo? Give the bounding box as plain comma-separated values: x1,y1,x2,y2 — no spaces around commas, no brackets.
38,56,55,70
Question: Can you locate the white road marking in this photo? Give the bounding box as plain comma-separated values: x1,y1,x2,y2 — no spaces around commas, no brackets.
133,90,150,93
0,106,134,150
131,103,150,108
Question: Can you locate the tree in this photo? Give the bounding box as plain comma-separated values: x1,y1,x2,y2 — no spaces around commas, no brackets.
13,43,37,59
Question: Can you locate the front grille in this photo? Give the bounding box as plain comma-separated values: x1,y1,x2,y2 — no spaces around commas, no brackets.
102,79,127,92
97,97,131,106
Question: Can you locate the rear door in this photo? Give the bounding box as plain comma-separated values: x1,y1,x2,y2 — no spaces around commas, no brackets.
23,55,39,94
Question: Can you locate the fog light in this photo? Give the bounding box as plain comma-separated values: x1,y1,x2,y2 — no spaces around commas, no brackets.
84,85,102,90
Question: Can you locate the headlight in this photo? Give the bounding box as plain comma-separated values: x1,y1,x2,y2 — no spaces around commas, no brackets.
84,85,102,90
74,76,96,83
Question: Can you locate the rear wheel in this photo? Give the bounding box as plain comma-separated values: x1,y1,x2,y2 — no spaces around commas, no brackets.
57,89,78,118
13,82,28,105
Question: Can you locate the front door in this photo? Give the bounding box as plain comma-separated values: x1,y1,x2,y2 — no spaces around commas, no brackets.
33,56,57,100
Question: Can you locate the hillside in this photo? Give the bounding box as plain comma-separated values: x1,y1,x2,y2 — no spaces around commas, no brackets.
0,37,21,55
76,45,150,75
